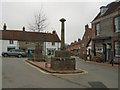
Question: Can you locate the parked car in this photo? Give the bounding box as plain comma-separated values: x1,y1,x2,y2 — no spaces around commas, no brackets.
2,49,26,58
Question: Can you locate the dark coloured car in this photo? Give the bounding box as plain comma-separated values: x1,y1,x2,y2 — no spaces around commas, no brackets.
2,49,26,58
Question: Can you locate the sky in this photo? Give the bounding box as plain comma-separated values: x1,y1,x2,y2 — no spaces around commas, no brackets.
0,0,116,44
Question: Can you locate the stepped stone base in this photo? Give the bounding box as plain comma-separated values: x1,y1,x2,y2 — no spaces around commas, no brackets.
51,57,75,70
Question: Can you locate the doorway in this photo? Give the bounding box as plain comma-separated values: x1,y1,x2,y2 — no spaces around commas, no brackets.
103,44,107,62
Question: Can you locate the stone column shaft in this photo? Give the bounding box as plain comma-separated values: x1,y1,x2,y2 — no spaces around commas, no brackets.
60,18,66,50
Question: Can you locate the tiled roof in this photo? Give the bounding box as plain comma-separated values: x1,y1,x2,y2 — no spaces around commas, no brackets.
0,30,61,42
92,1,120,21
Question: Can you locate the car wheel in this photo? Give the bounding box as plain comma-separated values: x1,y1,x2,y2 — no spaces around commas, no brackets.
4,54,8,57
18,54,22,58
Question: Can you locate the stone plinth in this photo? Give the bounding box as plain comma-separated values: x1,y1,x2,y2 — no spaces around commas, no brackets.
55,50,71,57
51,57,75,70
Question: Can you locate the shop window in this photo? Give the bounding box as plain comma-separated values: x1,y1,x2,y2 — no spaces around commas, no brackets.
115,41,120,57
114,16,120,32
95,44,103,56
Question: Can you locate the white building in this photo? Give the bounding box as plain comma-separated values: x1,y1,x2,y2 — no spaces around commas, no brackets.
0,40,19,56
86,39,92,60
0,29,61,56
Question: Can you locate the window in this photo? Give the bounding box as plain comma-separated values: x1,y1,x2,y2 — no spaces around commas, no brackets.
47,49,55,55
115,41,120,57
95,23,100,36
7,47,15,51
52,42,55,46
114,16,120,32
82,44,84,48
9,40,14,44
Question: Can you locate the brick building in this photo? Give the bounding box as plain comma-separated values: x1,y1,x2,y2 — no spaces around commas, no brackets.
80,25,92,60
66,39,81,56
91,1,120,63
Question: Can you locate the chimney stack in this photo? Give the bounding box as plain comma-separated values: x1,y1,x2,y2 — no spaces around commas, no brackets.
3,23,7,30
52,30,56,34
23,26,25,31
85,24,89,30
78,38,81,42
60,18,66,50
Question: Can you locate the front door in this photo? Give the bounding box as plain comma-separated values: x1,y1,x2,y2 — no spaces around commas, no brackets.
106,43,112,61
103,44,107,62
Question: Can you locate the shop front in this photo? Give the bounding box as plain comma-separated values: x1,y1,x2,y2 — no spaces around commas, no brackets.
92,36,112,62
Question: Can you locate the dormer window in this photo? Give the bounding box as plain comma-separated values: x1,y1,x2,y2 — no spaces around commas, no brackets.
100,6,108,15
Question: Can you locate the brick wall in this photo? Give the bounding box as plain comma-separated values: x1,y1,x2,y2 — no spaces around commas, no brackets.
80,25,92,60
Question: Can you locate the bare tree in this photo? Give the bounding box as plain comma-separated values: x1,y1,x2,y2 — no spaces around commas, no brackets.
28,9,47,61
29,10,47,32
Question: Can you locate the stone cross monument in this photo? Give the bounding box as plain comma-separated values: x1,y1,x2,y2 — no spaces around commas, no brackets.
50,18,75,70
60,18,66,50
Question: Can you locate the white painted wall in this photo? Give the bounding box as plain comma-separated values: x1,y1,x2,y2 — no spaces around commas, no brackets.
87,41,92,55
87,40,92,60
0,40,60,56
43,42,61,56
0,40,19,56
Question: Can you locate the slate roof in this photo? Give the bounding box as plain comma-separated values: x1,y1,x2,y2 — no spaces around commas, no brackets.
0,30,61,42
92,1,120,22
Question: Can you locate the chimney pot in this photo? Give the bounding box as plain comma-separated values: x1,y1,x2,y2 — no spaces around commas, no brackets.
3,23,7,30
78,38,81,42
85,24,89,30
52,30,56,34
23,26,25,31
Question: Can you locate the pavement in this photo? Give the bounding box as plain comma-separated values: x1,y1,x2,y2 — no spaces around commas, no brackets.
82,60,119,67
25,60,85,74
25,57,119,75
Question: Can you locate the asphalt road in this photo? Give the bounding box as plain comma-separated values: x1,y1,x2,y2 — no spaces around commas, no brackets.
2,57,118,88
